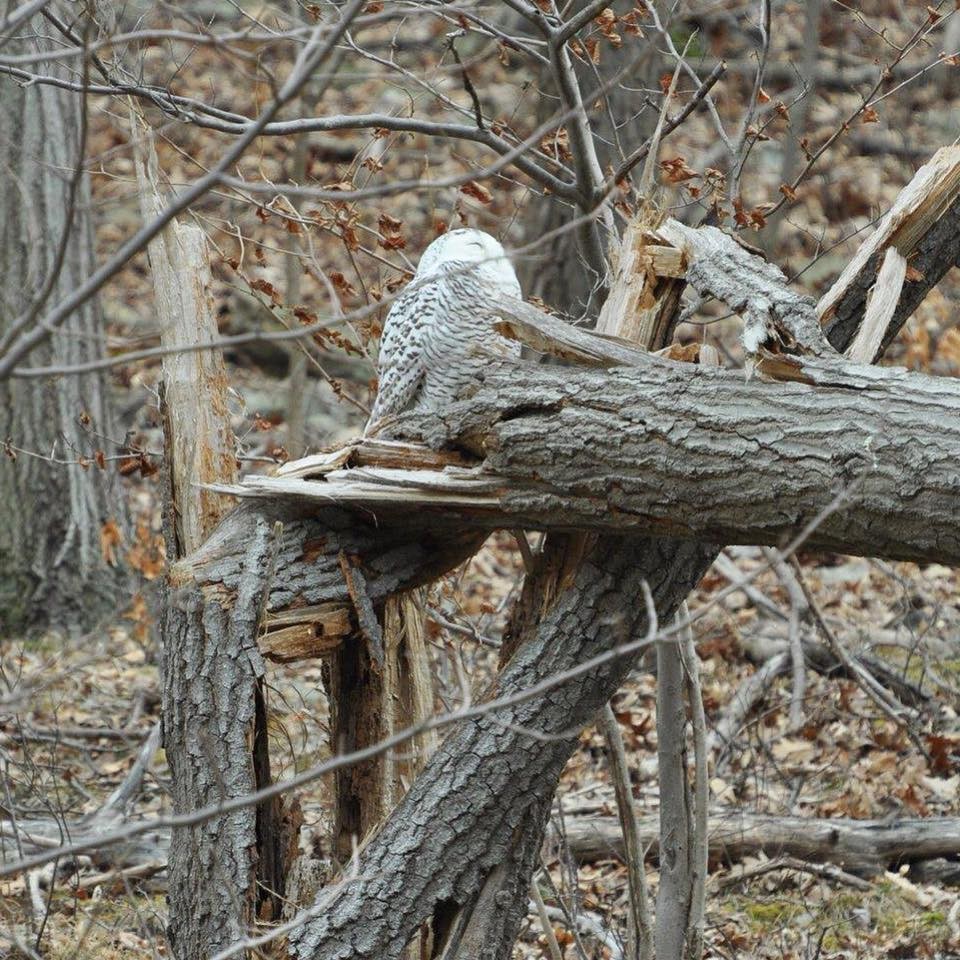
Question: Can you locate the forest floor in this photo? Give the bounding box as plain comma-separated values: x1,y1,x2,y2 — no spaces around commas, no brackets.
3,1,960,957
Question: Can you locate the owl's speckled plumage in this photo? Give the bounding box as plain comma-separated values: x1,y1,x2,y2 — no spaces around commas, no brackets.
364,229,522,436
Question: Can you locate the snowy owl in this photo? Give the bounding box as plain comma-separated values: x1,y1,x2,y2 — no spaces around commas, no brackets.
364,228,522,436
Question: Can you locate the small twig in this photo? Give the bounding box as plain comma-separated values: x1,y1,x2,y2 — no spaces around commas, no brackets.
729,0,772,199
713,552,786,622
447,36,484,131
763,549,808,731
709,652,791,770
95,722,161,819
637,34,689,202
789,557,929,761
714,855,871,892
554,0,612,46
73,860,167,892
513,530,537,575
678,602,708,960
538,854,591,960
531,877,565,960
608,61,726,192
641,2,734,156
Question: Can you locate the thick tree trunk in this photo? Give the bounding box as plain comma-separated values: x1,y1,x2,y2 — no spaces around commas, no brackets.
162,521,269,960
162,499,483,956
287,535,716,960
237,353,960,567
0,24,128,634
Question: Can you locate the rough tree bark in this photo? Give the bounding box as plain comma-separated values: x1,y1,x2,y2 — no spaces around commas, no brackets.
0,16,129,634
236,354,960,568
131,125,286,954
161,501,485,957
287,535,717,960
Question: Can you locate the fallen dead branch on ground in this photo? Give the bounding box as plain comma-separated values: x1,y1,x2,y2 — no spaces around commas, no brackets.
563,808,960,879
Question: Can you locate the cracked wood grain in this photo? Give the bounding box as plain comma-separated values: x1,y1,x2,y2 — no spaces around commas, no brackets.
227,356,960,567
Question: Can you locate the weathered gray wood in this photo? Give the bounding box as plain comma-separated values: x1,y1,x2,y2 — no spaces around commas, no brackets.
226,354,960,567
142,179,239,552
657,219,832,358
820,147,960,356
563,809,960,878
655,630,693,960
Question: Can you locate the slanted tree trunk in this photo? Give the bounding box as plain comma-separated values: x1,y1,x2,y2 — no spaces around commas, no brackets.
288,535,717,960
0,20,129,635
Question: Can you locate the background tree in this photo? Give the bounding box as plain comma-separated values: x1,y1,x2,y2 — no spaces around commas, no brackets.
0,9,129,634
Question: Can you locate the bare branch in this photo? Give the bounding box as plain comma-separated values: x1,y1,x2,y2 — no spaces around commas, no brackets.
554,0,612,46
0,0,368,380
607,61,727,192
729,0,772,199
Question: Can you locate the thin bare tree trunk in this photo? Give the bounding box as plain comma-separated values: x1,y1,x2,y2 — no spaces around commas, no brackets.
515,2,661,319
285,129,310,459
655,626,693,960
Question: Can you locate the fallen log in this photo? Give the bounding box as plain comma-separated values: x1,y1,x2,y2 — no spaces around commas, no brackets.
219,350,960,568
563,808,960,879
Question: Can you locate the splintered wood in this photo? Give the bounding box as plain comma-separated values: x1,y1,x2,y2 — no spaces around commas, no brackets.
133,121,237,555
846,246,908,363
260,603,352,662
817,145,960,352
594,217,686,344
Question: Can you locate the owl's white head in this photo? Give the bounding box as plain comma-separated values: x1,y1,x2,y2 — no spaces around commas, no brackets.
415,228,521,297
